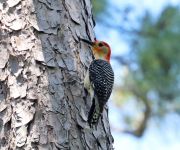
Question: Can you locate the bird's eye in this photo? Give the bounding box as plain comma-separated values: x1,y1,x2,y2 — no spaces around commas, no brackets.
98,43,103,47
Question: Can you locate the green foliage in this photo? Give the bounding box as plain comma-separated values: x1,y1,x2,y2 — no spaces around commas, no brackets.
126,6,180,113
92,0,107,18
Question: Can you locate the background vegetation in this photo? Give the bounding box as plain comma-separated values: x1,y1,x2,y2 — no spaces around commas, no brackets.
92,0,180,140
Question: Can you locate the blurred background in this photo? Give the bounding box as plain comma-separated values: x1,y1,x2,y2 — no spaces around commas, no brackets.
92,0,180,150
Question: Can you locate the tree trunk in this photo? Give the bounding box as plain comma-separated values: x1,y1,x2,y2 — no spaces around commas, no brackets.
0,0,113,149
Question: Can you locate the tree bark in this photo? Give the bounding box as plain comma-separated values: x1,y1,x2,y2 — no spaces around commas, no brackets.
0,0,113,149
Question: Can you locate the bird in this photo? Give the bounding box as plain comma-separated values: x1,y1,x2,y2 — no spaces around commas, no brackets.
80,38,114,127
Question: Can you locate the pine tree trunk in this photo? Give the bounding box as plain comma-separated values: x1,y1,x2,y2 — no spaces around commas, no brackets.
0,0,113,149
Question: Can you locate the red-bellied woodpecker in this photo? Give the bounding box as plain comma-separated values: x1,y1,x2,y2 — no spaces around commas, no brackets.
81,38,114,127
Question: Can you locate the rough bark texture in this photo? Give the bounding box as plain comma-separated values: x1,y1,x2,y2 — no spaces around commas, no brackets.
0,0,114,149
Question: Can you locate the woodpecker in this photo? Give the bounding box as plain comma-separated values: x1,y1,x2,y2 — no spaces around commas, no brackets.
81,38,114,127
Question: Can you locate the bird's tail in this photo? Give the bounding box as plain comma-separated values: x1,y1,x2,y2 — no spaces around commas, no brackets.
88,94,102,127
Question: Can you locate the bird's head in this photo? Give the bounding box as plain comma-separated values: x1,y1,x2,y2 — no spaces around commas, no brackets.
81,38,111,63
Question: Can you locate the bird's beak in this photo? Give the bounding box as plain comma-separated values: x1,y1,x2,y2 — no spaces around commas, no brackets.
80,38,94,46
